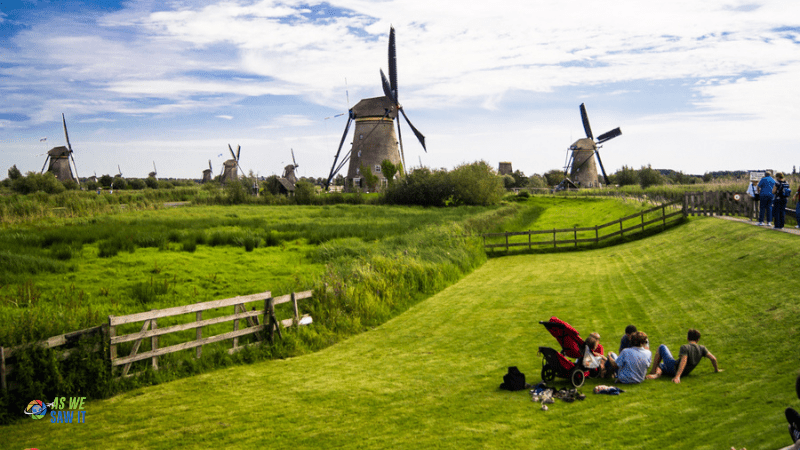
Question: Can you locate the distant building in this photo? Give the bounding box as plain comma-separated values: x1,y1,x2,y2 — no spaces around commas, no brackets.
498,162,512,176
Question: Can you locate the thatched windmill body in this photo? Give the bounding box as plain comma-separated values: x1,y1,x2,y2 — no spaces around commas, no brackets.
326,26,426,192
564,103,622,188
202,160,213,183
41,113,80,185
277,149,300,194
221,144,242,184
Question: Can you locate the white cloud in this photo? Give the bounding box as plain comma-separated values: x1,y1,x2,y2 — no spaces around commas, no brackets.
216,115,234,120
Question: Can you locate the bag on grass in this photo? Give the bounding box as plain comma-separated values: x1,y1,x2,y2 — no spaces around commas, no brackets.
500,366,526,391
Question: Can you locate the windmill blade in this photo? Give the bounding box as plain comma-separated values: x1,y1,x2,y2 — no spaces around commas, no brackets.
379,69,396,102
153,161,157,175
595,149,611,186
399,108,426,152
325,113,353,189
69,152,80,185
118,165,122,175
396,112,406,175
388,26,398,100
291,148,298,168
41,155,50,173
62,113,73,152
236,145,241,161
579,103,593,140
228,144,236,160
596,127,622,144
208,160,213,171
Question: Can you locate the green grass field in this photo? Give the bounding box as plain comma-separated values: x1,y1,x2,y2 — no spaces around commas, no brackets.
4,215,798,449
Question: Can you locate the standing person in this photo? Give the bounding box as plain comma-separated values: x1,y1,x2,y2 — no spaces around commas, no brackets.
619,324,637,354
746,180,759,221
772,173,791,229
646,328,722,383
757,171,776,226
614,331,651,384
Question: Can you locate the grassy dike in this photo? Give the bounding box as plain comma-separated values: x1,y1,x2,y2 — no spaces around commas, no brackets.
3,215,797,449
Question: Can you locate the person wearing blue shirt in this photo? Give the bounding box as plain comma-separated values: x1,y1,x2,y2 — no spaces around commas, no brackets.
615,331,651,384
757,171,777,226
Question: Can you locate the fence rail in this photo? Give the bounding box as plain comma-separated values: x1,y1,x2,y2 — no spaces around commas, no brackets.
482,199,684,251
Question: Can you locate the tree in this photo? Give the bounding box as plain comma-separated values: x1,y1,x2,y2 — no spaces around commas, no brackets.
528,174,546,189
702,172,713,183
543,170,564,187
99,174,113,188
448,160,504,206
380,160,400,186
510,170,529,188
8,165,22,180
638,165,664,188
614,165,638,187
145,177,158,189
294,180,316,205
333,174,345,186
359,164,379,192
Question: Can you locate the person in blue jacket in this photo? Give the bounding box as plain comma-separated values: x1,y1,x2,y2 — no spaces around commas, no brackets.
772,172,790,229
757,171,776,226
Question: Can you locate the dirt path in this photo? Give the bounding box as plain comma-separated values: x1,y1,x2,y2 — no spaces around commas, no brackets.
713,214,800,235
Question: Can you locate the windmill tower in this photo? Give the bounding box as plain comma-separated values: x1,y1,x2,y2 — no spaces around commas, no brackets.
564,103,622,188
148,162,157,179
41,113,80,185
277,149,300,194
326,26,426,192
221,144,242,184
202,160,213,183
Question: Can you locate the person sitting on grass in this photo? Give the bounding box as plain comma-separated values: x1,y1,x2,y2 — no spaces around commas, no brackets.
614,331,651,384
619,324,637,354
786,373,800,449
646,328,721,383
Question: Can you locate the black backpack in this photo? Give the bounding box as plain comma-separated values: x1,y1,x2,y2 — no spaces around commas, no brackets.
499,366,526,391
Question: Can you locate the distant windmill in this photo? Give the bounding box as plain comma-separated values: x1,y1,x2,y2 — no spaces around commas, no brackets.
326,26,426,191
277,149,300,194
563,103,622,188
41,113,80,185
115,165,122,178
202,160,213,183
221,144,242,184
148,162,157,179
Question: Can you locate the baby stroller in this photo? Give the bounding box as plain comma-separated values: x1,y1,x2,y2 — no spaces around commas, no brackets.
537,317,605,388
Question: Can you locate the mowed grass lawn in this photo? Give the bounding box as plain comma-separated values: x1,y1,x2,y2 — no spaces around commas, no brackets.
5,216,799,449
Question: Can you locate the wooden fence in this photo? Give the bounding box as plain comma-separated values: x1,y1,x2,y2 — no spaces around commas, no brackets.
683,191,757,219
482,199,684,251
109,290,313,377
1,290,313,391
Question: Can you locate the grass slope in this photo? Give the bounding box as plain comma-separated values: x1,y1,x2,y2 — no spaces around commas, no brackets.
5,216,798,449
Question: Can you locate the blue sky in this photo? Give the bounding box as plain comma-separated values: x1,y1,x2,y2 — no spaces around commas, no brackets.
1,0,799,180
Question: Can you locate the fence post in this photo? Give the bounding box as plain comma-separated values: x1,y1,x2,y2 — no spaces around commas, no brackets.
641,213,645,232
291,292,299,326
574,226,577,247
267,298,275,344
553,228,556,248
662,205,666,229
505,232,509,252
108,316,116,377
528,231,531,250
232,304,241,350
151,318,158,370
195,311,202,358
620,220,624,239
595,225,599,245
1,346,6,394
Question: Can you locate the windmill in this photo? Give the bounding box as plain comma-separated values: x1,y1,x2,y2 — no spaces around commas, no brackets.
325,26,426,191
563,103,622,188
221,144,242,184
115,165,122,178
202,160,213,183
148,162,157,179
41,113,80,185
277,149,300,194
